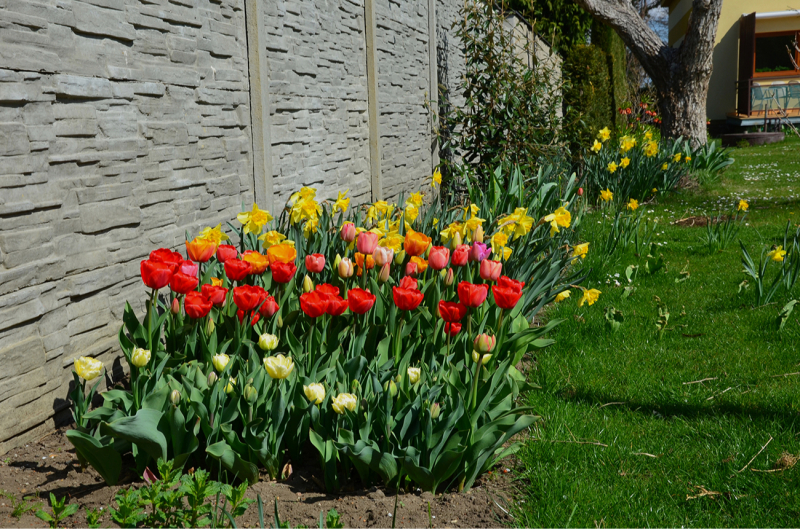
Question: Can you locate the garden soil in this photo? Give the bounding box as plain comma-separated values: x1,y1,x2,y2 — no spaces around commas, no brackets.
0,427,516,528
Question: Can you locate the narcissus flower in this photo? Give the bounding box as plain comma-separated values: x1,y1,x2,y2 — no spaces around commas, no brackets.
258,333,279,351
201,284,228,306
431,167,442,187
185,237,217,262
131,347,151,368
600,188,613,202
672,153,682,163
490,232,512,261
620,136,636,153
627,199,639,211
662,163,669,170
607,161,618,173
304,383,325,404
544,207,571,237
264,354,294,379
578,288,601,307
393,286,424,311
224,259,251,281
404,231,432,257
332,190,350,214
270,261,297,283
238,204,273,235
643,141,658,157
140,260,174,290
184,291,213,318
216,244,238,263
457,282,488,308
738,199,749,212
591,140,602,153
258,230,288,249
555,290,570,302
438,301,468,323
348,288,376,314
572,243,589,260
212,353,230,373
597,127,611,142
74,356,103,381
332,393,358,414
198,224,229,246
620,157,630,169
768,246,786,262
407,367,421,384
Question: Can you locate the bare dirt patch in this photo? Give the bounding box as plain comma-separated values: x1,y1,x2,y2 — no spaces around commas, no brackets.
671,215,731,228
0,427,516,528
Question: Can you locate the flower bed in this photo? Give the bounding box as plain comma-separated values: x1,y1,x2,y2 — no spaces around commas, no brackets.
66,171,586,493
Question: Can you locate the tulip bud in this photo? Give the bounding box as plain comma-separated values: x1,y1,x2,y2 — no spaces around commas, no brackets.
351,379,361,394
171,298,181,315
451,231,462,250
258,333,279,351
378,263,391,283
384,379,398,397
302,274,314,293
444,268,454,286
338,257,354,279
473,333,496,354
394,249,406,265
578,187,584,197
170,389,181,406
207,371,218,386
244,385,258,404
224,377,236,394
471,350,492,365
206,316,215,335
430,402,441,419
277,315,283,328
333,254,342,270
474,225,484,243
340,222,356,243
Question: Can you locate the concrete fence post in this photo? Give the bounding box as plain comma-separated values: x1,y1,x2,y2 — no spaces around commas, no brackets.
364,0,382,201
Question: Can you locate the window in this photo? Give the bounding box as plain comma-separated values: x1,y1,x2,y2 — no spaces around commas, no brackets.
754,31,800,76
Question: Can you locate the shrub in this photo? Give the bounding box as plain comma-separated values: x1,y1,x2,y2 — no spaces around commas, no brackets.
563,44,613,152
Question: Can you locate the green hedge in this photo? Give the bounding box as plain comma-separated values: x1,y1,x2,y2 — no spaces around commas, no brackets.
591,21,628,132
563,44,613,152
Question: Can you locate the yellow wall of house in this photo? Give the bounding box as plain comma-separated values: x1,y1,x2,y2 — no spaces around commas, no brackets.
665,0,800,120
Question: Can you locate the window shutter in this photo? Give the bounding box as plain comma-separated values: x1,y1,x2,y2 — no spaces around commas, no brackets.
738,13,756,115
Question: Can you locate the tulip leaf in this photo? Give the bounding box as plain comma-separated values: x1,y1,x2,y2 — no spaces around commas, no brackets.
142,382,171,411
100,408,168,463
65,430,122,485
206,440,259,485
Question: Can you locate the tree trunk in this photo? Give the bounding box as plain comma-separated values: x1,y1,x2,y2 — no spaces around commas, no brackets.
575,0,722,146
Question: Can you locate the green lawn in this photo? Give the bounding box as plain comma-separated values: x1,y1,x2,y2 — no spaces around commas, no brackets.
515,136,800,527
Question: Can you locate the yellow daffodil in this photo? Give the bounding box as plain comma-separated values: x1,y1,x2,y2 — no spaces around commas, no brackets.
738,199,749,212
600,188,613,202
464,215,485,242
379,234,405,252
652,188,658,194
627,199,639,211
685,156,692,163
431,167,442,187
303,383,325,405
607,161,618,173
432,217,439,227
672,153,682,163
237,204,273,235
768,246,786,262
264,354,294,379
544,207,571,237
198,224,230,245
302,216,319,239
662,163,669,170
74,356,103,381
619,157,630,169
578,288,601,307
644,130,653,140
598,127,611,142
259,230,290,249
288,186,317,206
440,221,466,245
643,141,658,157
572,243,589,260
555,291,570,303
332,393,358,414
620,136,636,153
404,203,420,223
591,140,602,153
407,191,424,208
490,231,512,260
332,190,350,214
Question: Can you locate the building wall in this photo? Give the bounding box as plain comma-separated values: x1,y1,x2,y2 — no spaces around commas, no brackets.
666,0,800,120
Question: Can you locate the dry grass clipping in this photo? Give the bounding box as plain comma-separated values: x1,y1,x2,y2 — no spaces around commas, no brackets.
751,452,799,473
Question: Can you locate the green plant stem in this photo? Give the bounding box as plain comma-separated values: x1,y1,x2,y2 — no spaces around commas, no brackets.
470,353,484,412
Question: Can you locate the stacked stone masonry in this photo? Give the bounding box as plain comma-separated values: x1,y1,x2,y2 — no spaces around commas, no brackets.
0,0,553,452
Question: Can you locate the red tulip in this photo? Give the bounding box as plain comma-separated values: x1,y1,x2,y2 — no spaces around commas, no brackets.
492,285,523,310
356,231,379,255
405,261,418,277
150,248,182,271
327,295,349,316
300,291,328,318
305,253,326,274
271,261,297,284
438,301,468,323
179,260,199,277
451,244,469,267
393,286,424,311
184,291,213,319
236,309,260,326
348,288,376,314
457,282,488,308
479,259,502,281
316,284,340,298
577,187,584,197
201,284,228,306
399,276,418,290
428,246,450,271
233,285,266,312
444,322,462,336
216,244,238,263
498,276,525,293
224,259,251,281
170,272,199,294
258,295,279,317
140,259,174,290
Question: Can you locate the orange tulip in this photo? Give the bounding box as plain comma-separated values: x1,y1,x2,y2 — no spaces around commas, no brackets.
355,252,375,277
404,231,432,257
185,237,217,262
243,250,270,274
410,256,428,273
267,243,297,264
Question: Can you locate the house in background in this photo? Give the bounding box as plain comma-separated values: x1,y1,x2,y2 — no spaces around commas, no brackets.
664,0,800,129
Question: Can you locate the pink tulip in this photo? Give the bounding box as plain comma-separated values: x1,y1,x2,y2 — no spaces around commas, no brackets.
428,246,450,271
356,231,379,255
372,246,394,267
305,253,325,274
479,259,502,281
340,222,356,243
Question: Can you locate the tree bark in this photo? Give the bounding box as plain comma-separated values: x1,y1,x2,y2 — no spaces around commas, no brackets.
574,0,723,145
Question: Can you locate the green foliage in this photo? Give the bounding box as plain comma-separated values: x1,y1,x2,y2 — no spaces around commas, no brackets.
687,139,735,174
563,45,613,152
35,493,79,529
595,207,657,260
510,0,592,50
325,508,343,529
700,208,747,253
739,224,800,307
438,0,564,190
591,21,628,133
85,507,103,529
3,490,42,519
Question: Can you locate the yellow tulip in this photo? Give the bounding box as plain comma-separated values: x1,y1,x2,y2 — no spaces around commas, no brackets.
212,353,230,373
258,333,279,351
264,354,294,379
332,393,358,414
74,356,103,381
131,347,151,368
225,377,236,394
407,367,421,384
303,383,326,405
